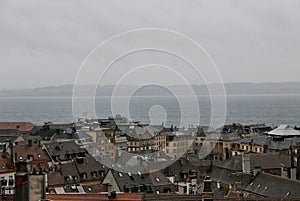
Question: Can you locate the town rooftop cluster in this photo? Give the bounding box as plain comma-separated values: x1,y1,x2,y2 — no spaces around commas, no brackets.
0,116,300,201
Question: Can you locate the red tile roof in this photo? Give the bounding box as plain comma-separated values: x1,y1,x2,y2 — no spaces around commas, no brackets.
0,152,15,173
46,193,144,201
0,122,35,132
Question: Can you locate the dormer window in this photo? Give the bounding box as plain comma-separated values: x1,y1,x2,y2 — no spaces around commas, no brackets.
118,172,123,177
91,171,97,178
27,154,34,161
39,164,45,173
99,170,105,177
155,177,160,182
31,165,36,174
80,172,87,179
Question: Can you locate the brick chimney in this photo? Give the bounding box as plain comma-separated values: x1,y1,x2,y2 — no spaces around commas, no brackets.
242,153,250,174
28,139,32,147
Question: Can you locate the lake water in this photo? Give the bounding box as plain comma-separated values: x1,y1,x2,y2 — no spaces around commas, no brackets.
0,95,300,127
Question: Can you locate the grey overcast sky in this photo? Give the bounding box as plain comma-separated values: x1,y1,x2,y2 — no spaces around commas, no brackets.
0,0,300,90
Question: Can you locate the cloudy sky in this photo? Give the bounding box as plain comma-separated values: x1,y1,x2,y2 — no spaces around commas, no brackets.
0,0,300,90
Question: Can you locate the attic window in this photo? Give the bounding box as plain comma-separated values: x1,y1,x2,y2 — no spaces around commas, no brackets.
128,172,132,177
37,154,41,158
250,182,253,186
118,172,123,177
286,192,291,196
19,156,23,160
257,184,261,188
155,177,160,182
264,186,268,190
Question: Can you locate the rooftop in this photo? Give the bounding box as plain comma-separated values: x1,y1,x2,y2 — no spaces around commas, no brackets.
267,125,300,137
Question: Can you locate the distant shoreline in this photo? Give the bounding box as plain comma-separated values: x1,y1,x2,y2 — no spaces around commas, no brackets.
2,93,300,99
2,82,300,97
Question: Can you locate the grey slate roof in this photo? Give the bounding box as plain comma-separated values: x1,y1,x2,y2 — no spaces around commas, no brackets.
216,153,291,171
237,134,268,146
245,172,300,198
206,132,241,141
210,167,252,189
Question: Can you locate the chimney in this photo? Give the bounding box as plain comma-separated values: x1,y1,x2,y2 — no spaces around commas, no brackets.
242,154,250,174
38,139,42,147
28,139,32,147
15,173,29,201
180,158,186,166
296,152,300,180
5,139,10,152
217,181,221,189
201,176,213,198
253,165,261,176
281,165,288,178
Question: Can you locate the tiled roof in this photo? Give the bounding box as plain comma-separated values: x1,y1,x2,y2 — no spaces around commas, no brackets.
48,171,65,187
268,125,300,136
75,155,107,182
44,140,86,162
0,122,35,132
266,138,292,150
245,172,300,198
109,169,153,191
216,153,291,171
13,144,49,162
209,167,251,189
60,162,81,184
237,134,268,146
0,129,22,143
206,132,241,141
46,193,144,201
0,152,15,173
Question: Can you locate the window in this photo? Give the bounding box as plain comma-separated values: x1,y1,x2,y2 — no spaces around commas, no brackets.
99,170,105,177
80,173,87,179
1,177,7,186
155,177,160,182
91,171,97,178
118,172,123,177
40,164,45,172
8,176,14,186
27,154,34,161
